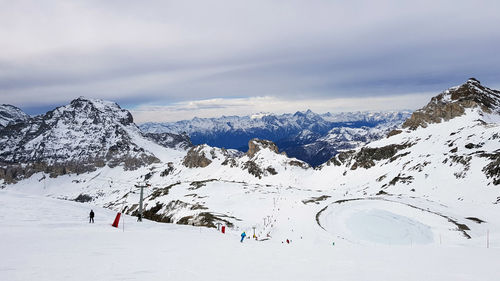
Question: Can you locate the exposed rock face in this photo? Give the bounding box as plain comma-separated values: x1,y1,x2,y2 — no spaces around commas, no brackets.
182,145,212,168
403,78,500,130
387,129,402,138
246,138,279,158
480,151,500,185
243,160,263,178
144,132,192,150
288,160,309,169
0,97,159,182
129,188,235,228
325,143,412,169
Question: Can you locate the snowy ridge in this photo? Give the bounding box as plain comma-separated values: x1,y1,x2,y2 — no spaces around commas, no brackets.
0,104,30,128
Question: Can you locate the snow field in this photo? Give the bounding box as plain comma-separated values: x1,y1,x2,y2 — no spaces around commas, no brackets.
1,190,500,281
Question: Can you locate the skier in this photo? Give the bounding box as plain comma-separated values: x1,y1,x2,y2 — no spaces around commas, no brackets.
137,213,142,222
240,231,246,243
89,210,95,223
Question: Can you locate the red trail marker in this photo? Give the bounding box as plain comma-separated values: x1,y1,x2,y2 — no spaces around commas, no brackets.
112,213,121,228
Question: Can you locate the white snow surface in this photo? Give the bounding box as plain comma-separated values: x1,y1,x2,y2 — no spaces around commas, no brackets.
1,190,499,281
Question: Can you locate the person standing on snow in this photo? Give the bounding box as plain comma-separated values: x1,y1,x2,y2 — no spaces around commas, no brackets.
89,210,95,223
240,231,246,243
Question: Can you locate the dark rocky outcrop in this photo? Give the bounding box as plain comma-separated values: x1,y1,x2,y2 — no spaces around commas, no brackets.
144,132,192,150
138,199,234,228
350,144,413,170
387,129,403,138
160,162,175,177
325,143,412,170
74,194,93,203
243,160,263,178
288,160,309,169
182,145,212,168
479,151,500,185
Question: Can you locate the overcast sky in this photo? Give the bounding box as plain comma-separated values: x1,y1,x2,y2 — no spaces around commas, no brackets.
1,0,499,122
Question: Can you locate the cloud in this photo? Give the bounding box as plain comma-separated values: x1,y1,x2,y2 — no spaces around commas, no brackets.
1,0,500,116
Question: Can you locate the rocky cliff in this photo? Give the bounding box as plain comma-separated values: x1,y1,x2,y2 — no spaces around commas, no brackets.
403,78,500,130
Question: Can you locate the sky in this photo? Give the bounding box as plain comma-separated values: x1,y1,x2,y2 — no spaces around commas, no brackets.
1,0,500,122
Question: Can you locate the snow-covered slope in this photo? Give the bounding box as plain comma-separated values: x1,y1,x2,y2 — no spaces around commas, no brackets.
0,104,30,128
2,190,499,281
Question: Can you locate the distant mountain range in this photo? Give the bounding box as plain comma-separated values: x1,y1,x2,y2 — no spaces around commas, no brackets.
140,110,411,166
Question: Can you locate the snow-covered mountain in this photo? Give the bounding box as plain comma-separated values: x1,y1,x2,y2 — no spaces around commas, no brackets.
0,104,30,129
323,78,500,188
0,97,189,183
2,78,499,249
140,110,411,166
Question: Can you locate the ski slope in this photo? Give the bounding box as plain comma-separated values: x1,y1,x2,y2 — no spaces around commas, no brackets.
1,190,499,281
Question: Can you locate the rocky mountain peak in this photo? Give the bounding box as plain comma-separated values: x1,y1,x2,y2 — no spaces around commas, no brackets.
402,78,500,130
0,104,30,128
61,97,134,126
246,138,280,158
0,97,158,183
445,78,499,108
466,77,481,85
